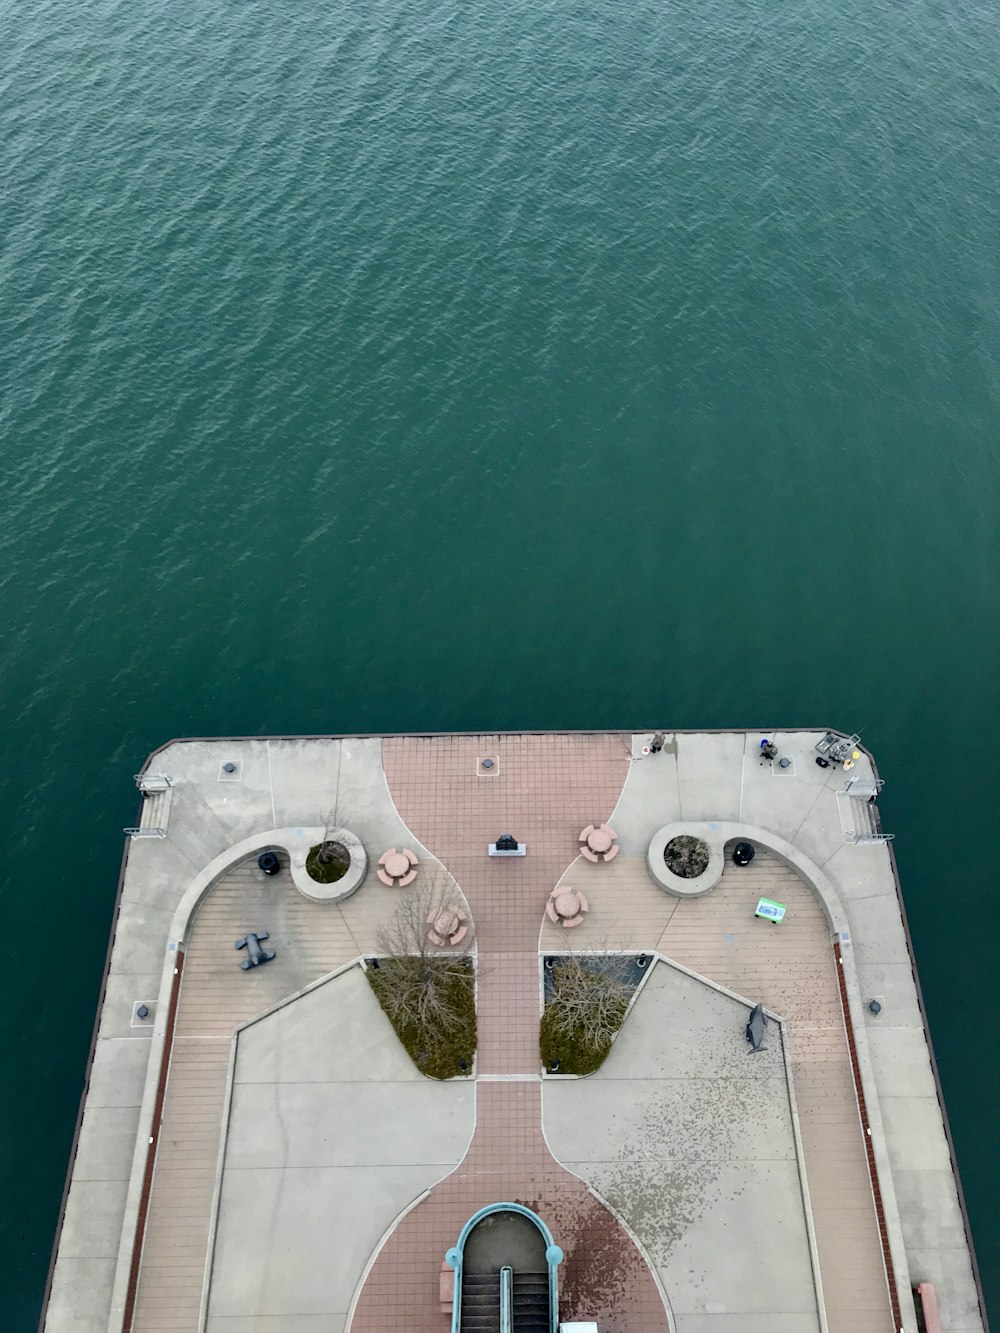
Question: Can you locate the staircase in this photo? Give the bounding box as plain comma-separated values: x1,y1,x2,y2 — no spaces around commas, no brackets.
123,788,172,839
836,780,893,844
139,785,172,832
459,1269,550,1332
461,1272,499,1330
512,1271,549,1331
124,773,173,839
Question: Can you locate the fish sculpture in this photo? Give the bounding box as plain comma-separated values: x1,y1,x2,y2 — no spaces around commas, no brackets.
746,1002,767,1053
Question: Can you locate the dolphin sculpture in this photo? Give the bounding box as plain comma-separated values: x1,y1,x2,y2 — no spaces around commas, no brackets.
746,1003,767,1053
236,931,275,970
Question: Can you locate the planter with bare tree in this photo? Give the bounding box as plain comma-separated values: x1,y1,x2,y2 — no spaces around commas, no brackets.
293,821,367,903
540,953,642,1076
366,882,476,1079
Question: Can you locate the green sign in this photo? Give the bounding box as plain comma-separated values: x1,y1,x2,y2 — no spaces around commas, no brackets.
755,897,787,923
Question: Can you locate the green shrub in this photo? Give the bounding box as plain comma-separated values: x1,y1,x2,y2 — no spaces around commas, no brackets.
367,957,476,1080
540,960,630,1076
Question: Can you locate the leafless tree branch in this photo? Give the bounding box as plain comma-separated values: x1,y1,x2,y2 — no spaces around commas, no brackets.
545,947,633,1049
315,809,349,869
374,880,472,1035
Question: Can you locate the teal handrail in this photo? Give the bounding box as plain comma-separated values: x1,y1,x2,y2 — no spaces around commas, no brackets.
500,1266,513,1333
445,1202,564,1333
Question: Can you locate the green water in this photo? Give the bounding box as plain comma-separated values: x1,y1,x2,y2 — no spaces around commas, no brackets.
2,0,998,1323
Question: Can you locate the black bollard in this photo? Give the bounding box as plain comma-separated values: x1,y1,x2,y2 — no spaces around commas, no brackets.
733,842,755,867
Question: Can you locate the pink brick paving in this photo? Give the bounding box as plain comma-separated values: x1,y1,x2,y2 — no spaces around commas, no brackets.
350,1083,670,1332
350,735,671,1332
383,733,634,1074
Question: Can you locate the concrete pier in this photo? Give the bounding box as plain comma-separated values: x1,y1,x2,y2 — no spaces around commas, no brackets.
40,731,988,1333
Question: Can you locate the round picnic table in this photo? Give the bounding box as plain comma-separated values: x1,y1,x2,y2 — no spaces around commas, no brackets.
384,851,410,879
586,827,613,854
431,907,460,937
553,890,582,919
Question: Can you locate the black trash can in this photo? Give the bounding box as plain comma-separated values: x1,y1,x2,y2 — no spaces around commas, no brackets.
733,841,755,867
258,850,280,876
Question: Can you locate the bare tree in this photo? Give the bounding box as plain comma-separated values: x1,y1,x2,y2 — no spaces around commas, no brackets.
373,881,473,1036
545,950,634,1052
315,810,349,871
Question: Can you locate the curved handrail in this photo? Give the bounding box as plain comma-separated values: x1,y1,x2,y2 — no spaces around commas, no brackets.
500,1266,512,1333
444,1202,563,1333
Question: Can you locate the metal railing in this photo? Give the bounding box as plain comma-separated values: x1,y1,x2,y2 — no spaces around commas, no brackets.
499,1267,513,1333
123,827,167,840
837,784,894,845
445,1202,562,1333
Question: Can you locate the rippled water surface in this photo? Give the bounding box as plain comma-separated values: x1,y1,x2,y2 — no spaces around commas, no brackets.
2,0,999,1323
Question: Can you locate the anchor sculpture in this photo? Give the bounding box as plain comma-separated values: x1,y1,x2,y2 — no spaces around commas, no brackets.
236,931,275,970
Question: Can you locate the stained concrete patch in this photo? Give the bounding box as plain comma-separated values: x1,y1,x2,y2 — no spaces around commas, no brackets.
668,1318,821,1333
676,731,746,823
206,966,474,1327
905,1246,983,1329
543,961,821,1332
44,1256,117,1328
70,1105,141,1181
54,1179,128,1259
81,1037,151,1109
210,1165,437,1322
225,1080,474,1169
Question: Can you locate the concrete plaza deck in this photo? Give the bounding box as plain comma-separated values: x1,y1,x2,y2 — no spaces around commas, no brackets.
545,959,823,1333
209,965,474,1331
41,731,987,1333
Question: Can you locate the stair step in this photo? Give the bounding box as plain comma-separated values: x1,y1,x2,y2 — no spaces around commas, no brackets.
460,1268,551,1332
139,786,172,831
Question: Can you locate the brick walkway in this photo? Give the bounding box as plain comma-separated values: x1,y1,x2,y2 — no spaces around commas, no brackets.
383,733,632,1074
350,735,671,1331
350,1083,669,1332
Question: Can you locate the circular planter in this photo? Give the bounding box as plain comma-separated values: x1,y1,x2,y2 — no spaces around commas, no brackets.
647,822,725,897
292,827,367,903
